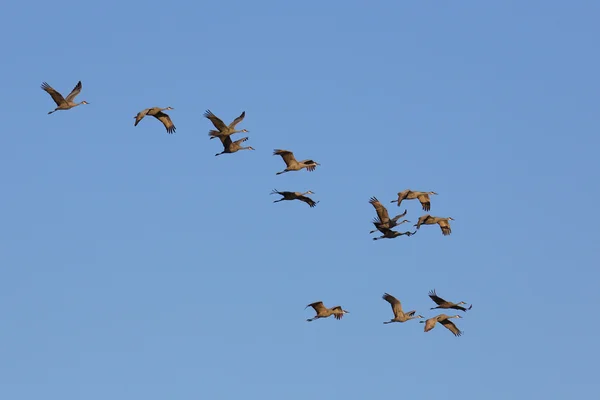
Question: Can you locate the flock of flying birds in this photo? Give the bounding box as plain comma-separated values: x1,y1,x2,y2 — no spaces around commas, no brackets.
41,80,469,337
306,289,472,337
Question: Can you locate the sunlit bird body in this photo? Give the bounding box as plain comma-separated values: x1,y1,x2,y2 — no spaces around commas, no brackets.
420,314,463,337
204,109,248,140
392,190,438,211
428,289,472,312
382,293,423,324
134,107,176,134
41,81,89,114
270,189,318,207
415,215,454,236
273,149,320,175
305,301,349,322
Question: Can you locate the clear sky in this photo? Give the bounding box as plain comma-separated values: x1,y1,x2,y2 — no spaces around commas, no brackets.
1,1,599,399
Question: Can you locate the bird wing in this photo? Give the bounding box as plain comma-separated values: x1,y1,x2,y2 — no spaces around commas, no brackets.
233,136,249,146
416,214,431,228
391,209,408,222
204,110,227,131
428,289,447,306
228,111,246,129
439,318,462,337
297,195,318,208
417,193,431,211
371,215,388,228
438,220,452,235
64,81,82,102
219,135,233,148
382,293,403,317
273,149,297,166
424,317,437,332
331,306,345,320
306,301,326,313
153,111,176,134
270,189,289,197
369,197,390,223
41,82,66,106
134,108,150,126
395,190,410,206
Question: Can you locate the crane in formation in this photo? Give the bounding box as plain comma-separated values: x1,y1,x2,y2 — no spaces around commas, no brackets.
41,81,89,114
134,106,176,134
270,190,318,208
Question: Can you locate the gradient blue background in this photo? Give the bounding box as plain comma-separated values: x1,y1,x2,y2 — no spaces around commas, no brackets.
1,1,599,399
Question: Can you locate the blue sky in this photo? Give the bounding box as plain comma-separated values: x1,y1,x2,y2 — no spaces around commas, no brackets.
1,1,599,398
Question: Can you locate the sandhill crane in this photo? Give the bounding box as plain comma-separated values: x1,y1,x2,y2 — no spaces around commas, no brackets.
415,215,454,236
270,189,318,208
305,301,349,322
382,293,423,324
134,107,176,134
41,81,89,114
373,229,417,241
369,214,409,234
368,197,408,233
428,289,472,312
273,149,320,175
204,109,248,140
420,314,463,337
215,136,255,156
392,190,438,211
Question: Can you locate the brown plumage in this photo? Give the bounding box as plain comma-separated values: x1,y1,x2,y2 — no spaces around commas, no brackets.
420,314,463,337
305,301,349,322
428,289,472,312
41,81,89,114
273,149,320,175
134,107,176,134
215,136,255,156
392,190,438,211
414,215,454,235
382,293,423,324
204,109,248,140
369,197,409,233
270,189,318,208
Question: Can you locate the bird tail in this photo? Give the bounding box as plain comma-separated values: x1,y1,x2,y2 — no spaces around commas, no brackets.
208,130,221,138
